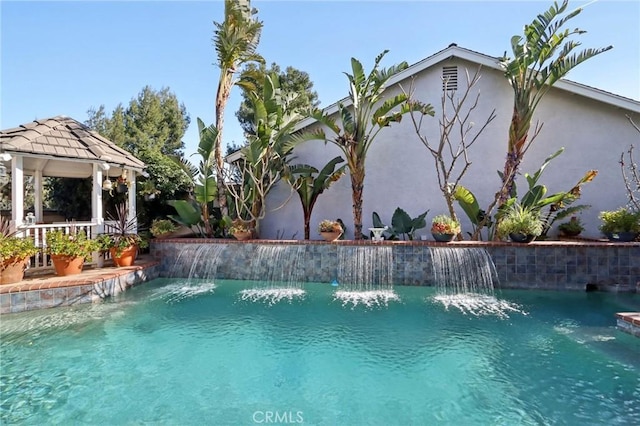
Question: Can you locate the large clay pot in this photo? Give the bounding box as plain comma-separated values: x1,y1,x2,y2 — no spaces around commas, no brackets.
320,231,342,242
51,254,85,276
1,257,29,284
110,245,138,267
233,231,253,241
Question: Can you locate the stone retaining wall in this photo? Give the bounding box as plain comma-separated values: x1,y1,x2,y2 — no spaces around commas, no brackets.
151,239,639,292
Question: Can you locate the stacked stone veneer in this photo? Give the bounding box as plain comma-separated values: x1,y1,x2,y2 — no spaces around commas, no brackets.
151,239,639,292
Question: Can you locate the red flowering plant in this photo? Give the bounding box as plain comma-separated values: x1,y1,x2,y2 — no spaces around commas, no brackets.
430,214,461,235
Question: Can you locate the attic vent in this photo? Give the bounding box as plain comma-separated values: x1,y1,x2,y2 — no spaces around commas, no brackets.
442,66,458,91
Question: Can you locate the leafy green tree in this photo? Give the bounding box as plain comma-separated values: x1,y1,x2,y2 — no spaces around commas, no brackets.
308,51,428,239
236,62,319,135
496,0,612,206
83,86,193,224
283,156,346,240
227,74,316,235
212,0,263,216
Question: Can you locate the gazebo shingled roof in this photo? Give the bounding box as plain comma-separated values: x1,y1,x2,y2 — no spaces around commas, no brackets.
0,115,145,178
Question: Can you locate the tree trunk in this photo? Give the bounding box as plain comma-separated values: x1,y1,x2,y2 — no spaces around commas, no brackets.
304,215,310,240
215,75,234,217
350,168,364,240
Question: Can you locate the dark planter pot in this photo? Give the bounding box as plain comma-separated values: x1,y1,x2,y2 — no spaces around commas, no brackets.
509,233,536,243
432,233,455,243
604,232,638,242
116,183,128,194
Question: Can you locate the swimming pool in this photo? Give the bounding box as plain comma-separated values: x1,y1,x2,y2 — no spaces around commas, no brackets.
1,279,639,425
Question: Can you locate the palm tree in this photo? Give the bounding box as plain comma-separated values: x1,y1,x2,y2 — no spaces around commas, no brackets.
308,51,429,239
284,156,347,240
213,0,263,216
497,0,612,206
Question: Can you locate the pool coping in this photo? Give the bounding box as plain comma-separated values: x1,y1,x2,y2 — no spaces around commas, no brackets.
0,256,160,314
616,312,640,337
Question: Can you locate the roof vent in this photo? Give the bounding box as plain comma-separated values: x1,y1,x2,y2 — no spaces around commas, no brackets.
442,66,458,91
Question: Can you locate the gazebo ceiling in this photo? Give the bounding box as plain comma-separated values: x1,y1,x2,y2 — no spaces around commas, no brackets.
0,116,145,179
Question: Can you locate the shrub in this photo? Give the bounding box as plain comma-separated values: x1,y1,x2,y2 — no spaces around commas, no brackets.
598,208,640,234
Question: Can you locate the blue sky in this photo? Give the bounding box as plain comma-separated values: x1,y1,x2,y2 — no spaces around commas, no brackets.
2,0,638,158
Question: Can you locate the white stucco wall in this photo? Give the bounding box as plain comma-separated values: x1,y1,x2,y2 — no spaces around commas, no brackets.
259,57,640,240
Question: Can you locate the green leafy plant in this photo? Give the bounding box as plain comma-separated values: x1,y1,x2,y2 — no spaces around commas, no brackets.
598,208,640,234
284,156,346,240
496,204,544,240
46,230,99,261
229,218,252,234
150,219,177,238
372,208,429,241
557,216,584,236
431,215,461,235
0,216,38,262
318,220,342,233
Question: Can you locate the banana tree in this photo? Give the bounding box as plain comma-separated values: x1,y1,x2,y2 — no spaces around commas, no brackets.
497,0,612,206
213,0,263,216
172,118,218,237
284,156,346,239
306,51,428,239
227,74,316,235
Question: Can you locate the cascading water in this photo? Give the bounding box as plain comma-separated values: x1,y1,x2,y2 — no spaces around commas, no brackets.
429,247,524,317
157,244,227,303
334,245,399,307
240,245,306,304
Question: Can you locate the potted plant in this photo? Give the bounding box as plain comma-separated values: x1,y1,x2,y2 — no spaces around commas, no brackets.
116,172,129,194
430,214,461,242
598,207,640,242
140,180,160,201
150,219,177,239
0,217,38,284
46,229,100,276
497,204,544,243
229,218,253,241
93,233,113,267
558,216,584,237
106,203,148,266
318,219,343,242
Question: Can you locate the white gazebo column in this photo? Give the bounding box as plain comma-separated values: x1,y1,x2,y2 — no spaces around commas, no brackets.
92,163,105,234
127,169,137,232
11,156,24,230
33,170,43,222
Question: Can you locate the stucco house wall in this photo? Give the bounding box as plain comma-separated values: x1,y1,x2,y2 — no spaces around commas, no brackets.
259,47,640,240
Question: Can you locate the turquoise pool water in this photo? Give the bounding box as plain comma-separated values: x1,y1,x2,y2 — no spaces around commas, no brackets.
1,279,639,425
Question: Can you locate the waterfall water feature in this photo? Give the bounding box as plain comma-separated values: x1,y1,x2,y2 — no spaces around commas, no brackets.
158,244,227,303
429,247,524,317
334,246,399,307
240,245,307,304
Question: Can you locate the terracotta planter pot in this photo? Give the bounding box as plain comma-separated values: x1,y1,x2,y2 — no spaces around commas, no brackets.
320,231,342,242
51,254,85,276
233,231,253,241
110,245,138,267
1,257,29,284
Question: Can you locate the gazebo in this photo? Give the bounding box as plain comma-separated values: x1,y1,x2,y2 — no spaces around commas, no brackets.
0,116,146,267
